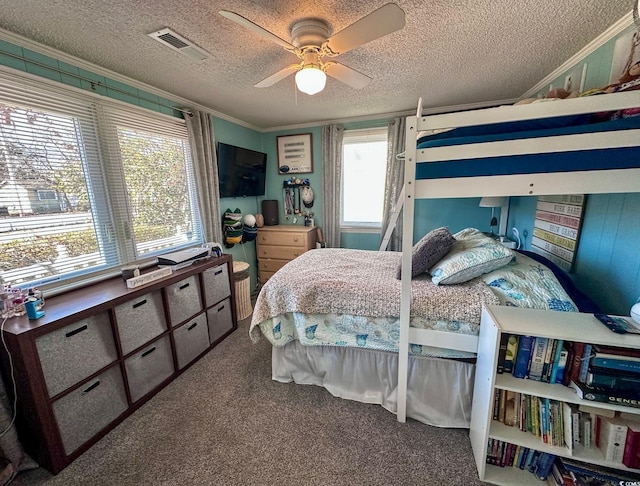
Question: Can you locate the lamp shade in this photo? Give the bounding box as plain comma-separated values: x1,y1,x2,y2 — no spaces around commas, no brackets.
479,196,507,208
295,66,326,95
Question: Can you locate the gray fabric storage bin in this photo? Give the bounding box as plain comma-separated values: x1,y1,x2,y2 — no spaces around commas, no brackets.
114,290,167,355
52,365,128,455
36,312,117,398
202,263,230,307
206,298,233,344
165,275,202,326
124,334,174,403
173,314,209,369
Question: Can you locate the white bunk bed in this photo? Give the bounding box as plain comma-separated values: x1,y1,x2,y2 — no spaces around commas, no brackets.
396,90,640,423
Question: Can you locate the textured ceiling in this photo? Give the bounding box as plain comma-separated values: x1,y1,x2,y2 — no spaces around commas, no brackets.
0,0,634,129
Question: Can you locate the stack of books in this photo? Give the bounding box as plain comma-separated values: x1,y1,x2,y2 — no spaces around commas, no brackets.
497,334,569,384
485,439,556,481
548,456,640,485
568,346,640,410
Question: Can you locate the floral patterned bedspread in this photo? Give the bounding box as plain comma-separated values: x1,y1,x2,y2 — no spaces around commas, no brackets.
249,249,577,357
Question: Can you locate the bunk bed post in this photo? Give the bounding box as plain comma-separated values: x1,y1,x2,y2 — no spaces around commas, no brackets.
397,114,418,423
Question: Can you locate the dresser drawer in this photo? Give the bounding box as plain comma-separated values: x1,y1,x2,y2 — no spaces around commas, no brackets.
202,263,230,307
257,231,309,247
257,245,307,260
124,335,174,403
52,365,128,455
114,290,167,355
173,314,209,370
258,259,289,273
36,313,117,398
206,298,233,344
165,275,202,326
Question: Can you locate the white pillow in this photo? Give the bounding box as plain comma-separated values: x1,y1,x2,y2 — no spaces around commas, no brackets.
430,228,515,285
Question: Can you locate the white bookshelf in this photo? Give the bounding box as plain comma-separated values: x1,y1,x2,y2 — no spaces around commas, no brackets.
469,305,640,485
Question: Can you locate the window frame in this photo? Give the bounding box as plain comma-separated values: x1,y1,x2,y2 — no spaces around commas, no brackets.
340,127,388,230
0,69,203,296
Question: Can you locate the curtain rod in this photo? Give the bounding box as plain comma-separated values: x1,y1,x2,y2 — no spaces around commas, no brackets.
0,48,193,116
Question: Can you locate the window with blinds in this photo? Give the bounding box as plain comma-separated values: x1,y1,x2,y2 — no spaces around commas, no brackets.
0,71,202,292
341,127,388,228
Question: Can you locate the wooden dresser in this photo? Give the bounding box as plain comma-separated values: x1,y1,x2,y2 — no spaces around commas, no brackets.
257,225,317,283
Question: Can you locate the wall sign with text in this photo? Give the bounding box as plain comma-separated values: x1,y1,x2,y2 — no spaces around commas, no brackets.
532,194,586,273
277,133,313,174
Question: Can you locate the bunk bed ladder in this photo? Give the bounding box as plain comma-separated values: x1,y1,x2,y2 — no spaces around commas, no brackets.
378,185,405,251
397,115,418,423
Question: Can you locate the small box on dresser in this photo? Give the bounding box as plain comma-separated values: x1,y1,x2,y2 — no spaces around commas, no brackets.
256,225,317,283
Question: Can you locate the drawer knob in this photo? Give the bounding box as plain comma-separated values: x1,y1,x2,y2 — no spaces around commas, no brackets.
65,325,88,338
187,322,199,331
217,304,225,312
82,380,100,394
293,237,299,242
179,282,190,290
132,299,147,309
214,269,223,276
141,346,157,358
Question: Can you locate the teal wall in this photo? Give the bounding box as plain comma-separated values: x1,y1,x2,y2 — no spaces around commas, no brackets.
509,23,640,315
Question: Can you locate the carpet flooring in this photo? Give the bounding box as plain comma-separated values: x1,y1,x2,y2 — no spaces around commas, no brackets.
12,316,487,486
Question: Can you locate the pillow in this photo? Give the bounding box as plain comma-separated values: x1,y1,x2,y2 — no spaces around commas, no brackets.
395,227,455,279
429,228,515,285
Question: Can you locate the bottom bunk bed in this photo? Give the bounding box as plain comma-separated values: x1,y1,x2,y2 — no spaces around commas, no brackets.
249,228,594,427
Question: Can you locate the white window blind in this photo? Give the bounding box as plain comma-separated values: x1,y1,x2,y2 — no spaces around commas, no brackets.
341,127,388,228
0,71,202,293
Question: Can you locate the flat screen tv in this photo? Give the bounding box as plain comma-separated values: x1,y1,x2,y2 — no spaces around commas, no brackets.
216,142,267,198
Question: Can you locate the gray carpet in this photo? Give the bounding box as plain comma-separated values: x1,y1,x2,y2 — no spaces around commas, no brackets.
12,316,486,486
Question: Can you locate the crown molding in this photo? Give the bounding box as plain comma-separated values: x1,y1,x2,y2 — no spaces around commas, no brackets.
0,27,262,131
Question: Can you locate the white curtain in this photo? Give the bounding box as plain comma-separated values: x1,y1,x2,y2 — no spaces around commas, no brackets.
184,111,224,244
322,124,344,248
380,117,406,251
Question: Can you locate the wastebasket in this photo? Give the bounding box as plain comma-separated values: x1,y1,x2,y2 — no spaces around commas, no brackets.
233,261,253,320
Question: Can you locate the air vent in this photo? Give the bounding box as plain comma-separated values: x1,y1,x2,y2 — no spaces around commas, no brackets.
148,28,210,62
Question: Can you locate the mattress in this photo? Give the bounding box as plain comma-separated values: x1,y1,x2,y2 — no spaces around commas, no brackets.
415,113,640,181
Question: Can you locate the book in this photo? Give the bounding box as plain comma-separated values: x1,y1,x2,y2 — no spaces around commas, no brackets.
504,390,517,426
497,333,509,374
504,335,518,374
569,380,640,409
533,452,556,481
593,345,640,359
513,335,535,379
555,349,568,384
590,352,640,374
542,338,557,383
528,337,549,381
566,342,585,386
578,343,593,383
559,457,640,483
561,346,574,386
562,402,578,450
599,416,628,463
586,367,640,393
548,339,564,384
623,421,640,469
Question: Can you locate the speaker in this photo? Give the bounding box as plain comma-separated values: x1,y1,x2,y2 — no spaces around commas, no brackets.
261,199,279,226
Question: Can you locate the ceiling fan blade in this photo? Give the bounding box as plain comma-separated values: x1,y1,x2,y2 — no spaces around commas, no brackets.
219,10,295,50
324,3,405,55
325,62,372,89
254,64,299,88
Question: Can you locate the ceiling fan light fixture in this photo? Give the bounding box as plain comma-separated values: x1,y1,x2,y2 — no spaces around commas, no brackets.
295,66,326,95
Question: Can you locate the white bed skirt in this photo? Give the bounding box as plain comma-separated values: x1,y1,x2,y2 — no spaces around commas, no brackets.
272,341,475,428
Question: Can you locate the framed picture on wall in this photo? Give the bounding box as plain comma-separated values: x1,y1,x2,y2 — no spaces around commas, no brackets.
277,133,313,174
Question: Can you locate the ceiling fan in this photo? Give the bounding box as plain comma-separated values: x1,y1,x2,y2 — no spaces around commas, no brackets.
219,3,406,95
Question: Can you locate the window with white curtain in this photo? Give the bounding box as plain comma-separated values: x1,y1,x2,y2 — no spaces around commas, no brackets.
0,71,202,293
341,127,388,228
